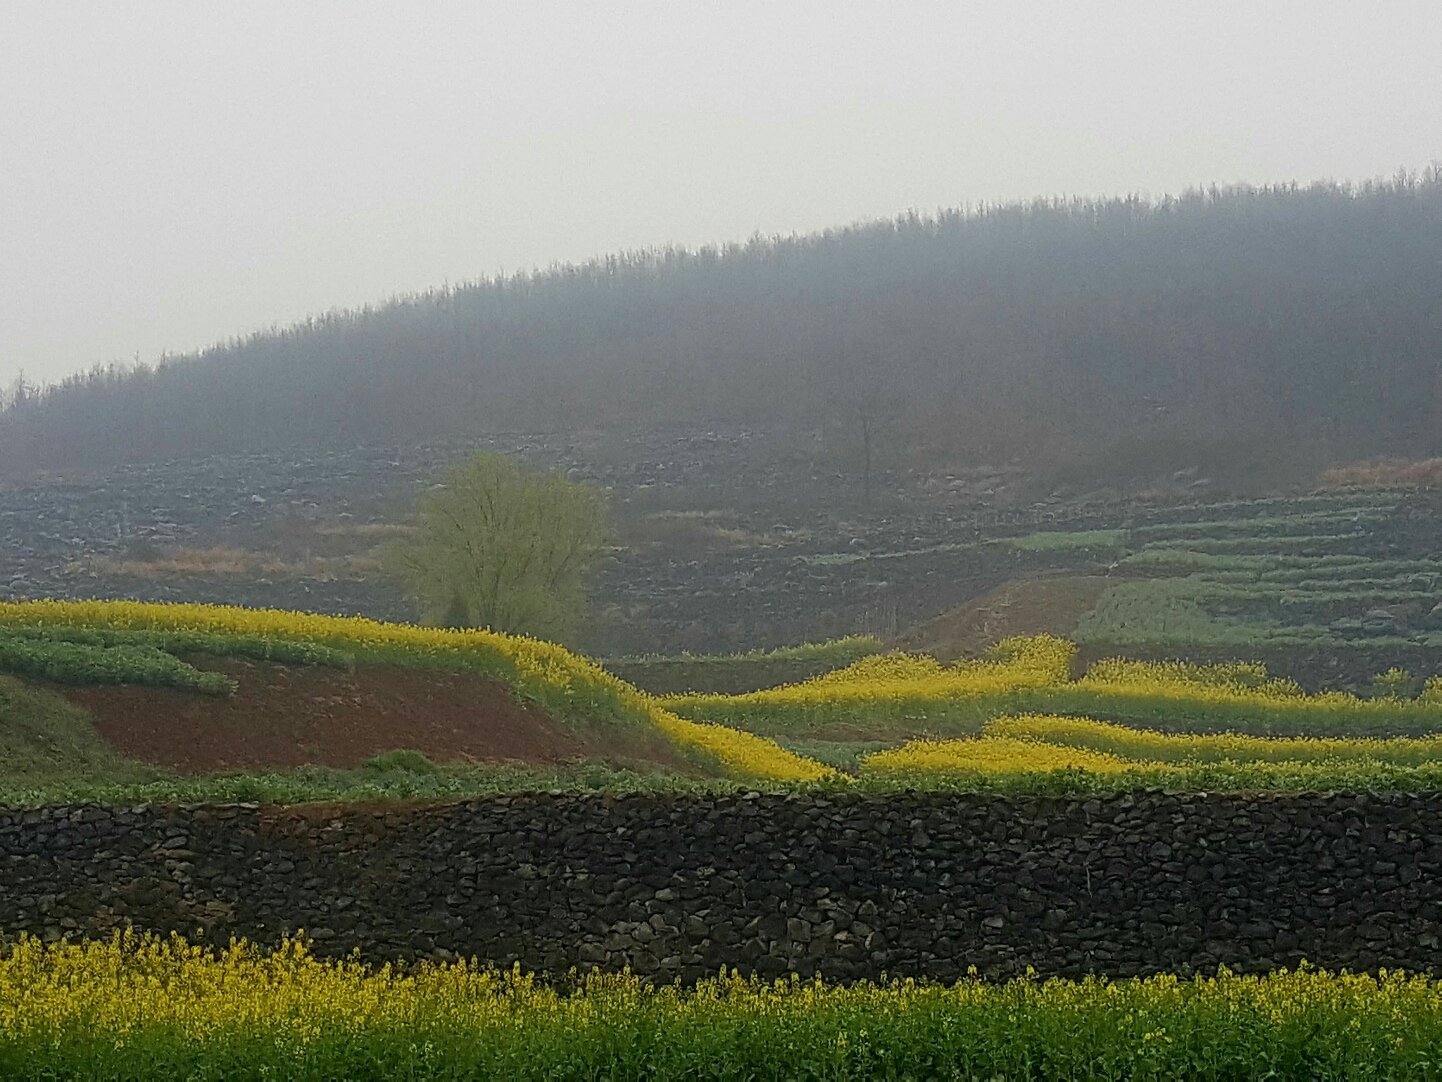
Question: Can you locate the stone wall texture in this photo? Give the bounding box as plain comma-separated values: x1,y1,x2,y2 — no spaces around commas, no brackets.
4,791,1442,981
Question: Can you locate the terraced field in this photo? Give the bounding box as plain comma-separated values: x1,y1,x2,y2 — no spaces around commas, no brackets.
8,588,1442,1073
656,626,1442,790
9,593,1442,802
0,600,831,805
865,487,1442,689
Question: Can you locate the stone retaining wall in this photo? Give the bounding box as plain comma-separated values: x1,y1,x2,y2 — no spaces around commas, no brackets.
3,792,1440,981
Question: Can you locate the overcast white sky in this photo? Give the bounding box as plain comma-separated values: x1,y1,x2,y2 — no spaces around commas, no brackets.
1,1,1438,388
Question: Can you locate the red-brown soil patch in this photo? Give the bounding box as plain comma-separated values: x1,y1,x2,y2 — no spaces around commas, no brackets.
63,658,691,776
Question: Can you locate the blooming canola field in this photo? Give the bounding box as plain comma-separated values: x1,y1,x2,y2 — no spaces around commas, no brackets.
7,588,1442,1070
862,714,1442,790
666,635,1442,740
5,932,1442,1079
0,600,833,784
6,601,1442,792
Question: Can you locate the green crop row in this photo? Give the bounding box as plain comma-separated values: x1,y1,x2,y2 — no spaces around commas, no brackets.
0,756,721,809
0,623,357,697
1132,508,1389,542
16,754,1442,807
1072,578,1442,651
1140,491,1400,522
863,757,1442,794
1001,528,1127,552
0,635,232,694
1119,550,1364,573
0,625,355,667
1141,533,1371,555
1253,560,1442,584
612,635,884,666
1072,580,1334,649
1108,574,1438,608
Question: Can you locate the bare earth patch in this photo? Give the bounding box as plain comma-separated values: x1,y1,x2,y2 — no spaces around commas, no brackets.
64,658,692,776
896,574,1113,662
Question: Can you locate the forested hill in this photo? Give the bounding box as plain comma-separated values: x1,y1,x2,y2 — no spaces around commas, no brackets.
4,175,1441,481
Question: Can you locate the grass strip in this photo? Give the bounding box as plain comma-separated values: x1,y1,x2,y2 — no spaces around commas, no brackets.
0,636,232,694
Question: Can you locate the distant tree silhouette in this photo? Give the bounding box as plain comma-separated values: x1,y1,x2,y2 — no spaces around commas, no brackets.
4,171,1441,479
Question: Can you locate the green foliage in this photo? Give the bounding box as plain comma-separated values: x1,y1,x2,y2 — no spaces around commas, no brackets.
1080,494,1442,654
1004,528,1127,552
0,760,724,809
1142,533,1370,554
0,625,354,667
1132,507,1390,542
0,676,155,785
361,749,441,775
1120,550,1406,574
1073,579,1330,648
0,635,233,694
849,760,1442,794
775,739,899,772
1072,576,1442,650
0,624,353,697
384,452,614,642
618,636,884,666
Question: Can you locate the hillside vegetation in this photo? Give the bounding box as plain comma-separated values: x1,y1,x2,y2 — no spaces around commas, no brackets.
10,598,1442,801
0,677,152,785
0,600,832,791
4,175,1441,479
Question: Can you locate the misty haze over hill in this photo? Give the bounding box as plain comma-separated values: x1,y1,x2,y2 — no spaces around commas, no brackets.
3,173,1440,484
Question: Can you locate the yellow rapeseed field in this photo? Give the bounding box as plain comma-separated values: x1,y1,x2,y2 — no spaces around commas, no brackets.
667,634,1442,739
0,600,831,784
5,931,1442,1077
862,735,1134,775
662,635,1076,733
861,712,1442,784
989,713,1442,766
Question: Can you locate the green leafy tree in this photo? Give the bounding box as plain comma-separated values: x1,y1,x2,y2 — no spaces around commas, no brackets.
385,453,613,641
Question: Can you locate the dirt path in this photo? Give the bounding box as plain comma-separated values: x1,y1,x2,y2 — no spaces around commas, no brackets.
895,574,1113,661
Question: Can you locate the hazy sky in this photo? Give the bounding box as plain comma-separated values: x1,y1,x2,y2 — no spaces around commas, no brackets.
2,1,1438,388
